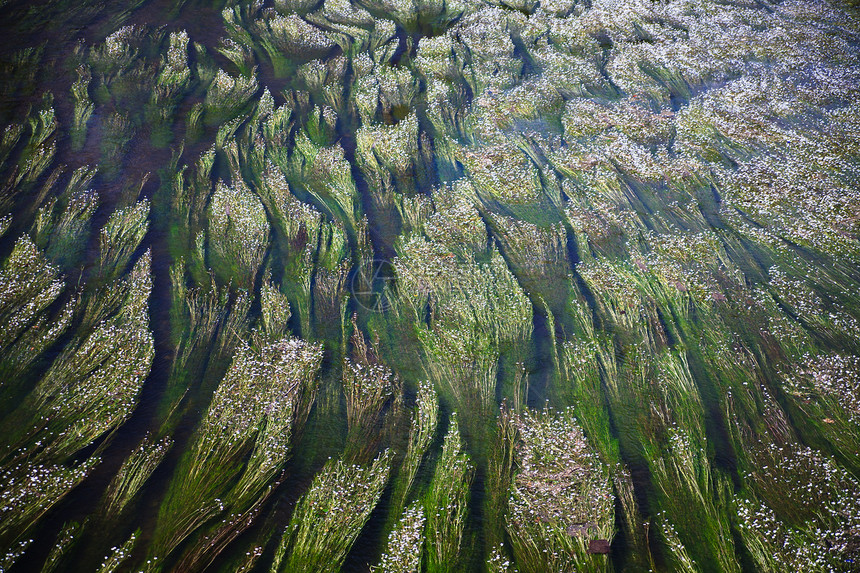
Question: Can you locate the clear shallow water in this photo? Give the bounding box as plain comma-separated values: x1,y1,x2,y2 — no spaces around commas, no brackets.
1,0,860,571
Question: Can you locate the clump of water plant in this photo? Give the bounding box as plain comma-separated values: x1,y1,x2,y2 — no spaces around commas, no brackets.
206,178,270,287
506,407,614,573
272,450,393,573
423,413,474,573
153,336,323,562
373,502,426,573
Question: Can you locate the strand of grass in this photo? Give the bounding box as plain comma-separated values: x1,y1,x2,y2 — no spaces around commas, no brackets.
372,502,426,573
102,433,172,519
153,337,323,559
390,381,439,516
97,199,150,282
273,450,393,573
655,515,698,573
173,489,272,573
94,531,137,573
506,407,614,573
0,123,24,177
39,520,84,573
424,413,474,573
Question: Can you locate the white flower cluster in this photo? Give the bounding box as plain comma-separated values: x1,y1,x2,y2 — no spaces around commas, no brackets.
98,199,150,279
343,355,395,434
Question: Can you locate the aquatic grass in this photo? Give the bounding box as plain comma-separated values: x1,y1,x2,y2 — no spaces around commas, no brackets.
97,199,150,282
357,0,463,33
356,113,424,200
454,7,522,95
0,458,98,547
344,323,398,462
95,531,137,573
40,520,84,573
295,58,349,113
206,178,270,287
1,97,57,206
259,274,293,341
0,235,66,363
423,414,473,573
70,64,94,151
393,241,532,426
485,403,519,551
147,30,191,147
32,178,99,269
202,68,259,127
23,252,154,460
153,336,323,560
489,215,571,311
167,262,236,383
780,352,860,469
424,180,487,256
736,443,860,572
273,450,393,573
373,502,426,573
486,544,515,573
98,111,135,180
390,381,439,516
506,407,614,573
460,141,542,207
102,434,173,519
237,9,336,78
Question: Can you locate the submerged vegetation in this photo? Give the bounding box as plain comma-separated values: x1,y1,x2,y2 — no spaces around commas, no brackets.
0,0,859,570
